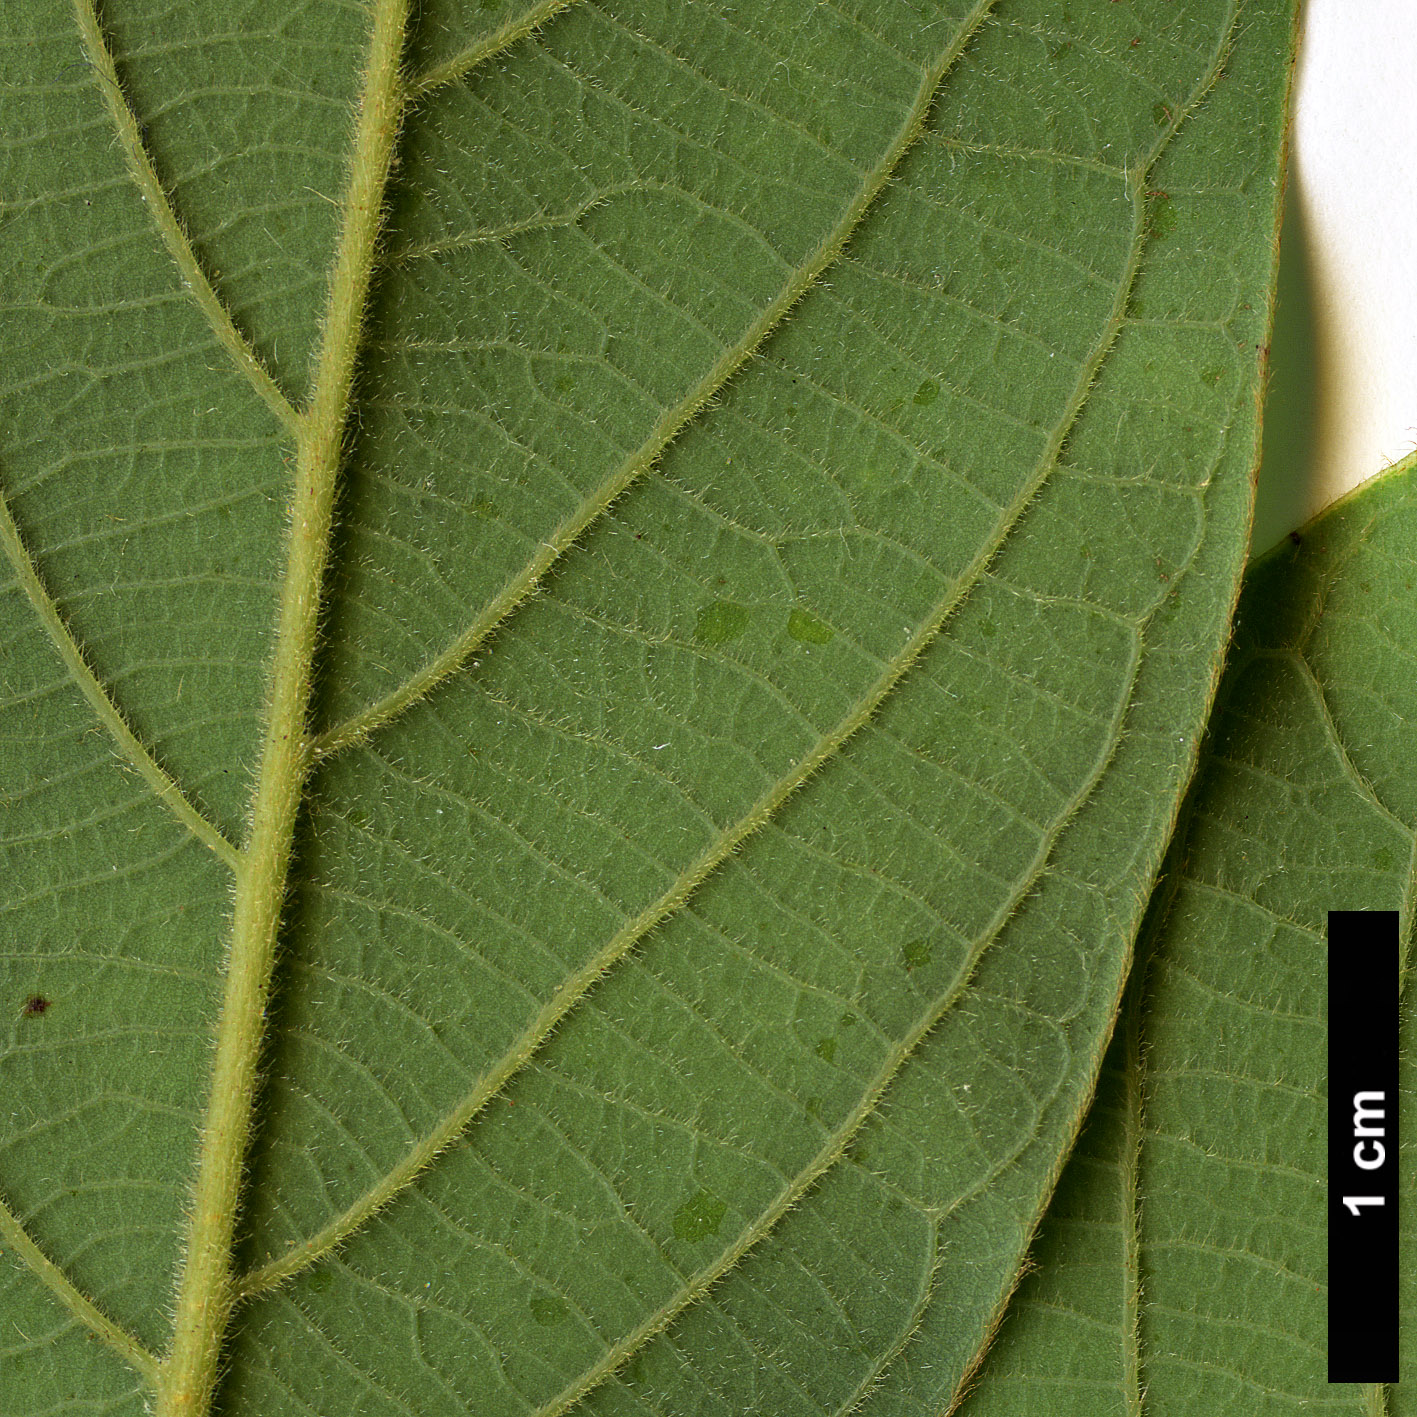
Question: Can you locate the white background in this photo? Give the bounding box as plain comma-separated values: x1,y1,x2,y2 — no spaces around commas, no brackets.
1255,1,1417,550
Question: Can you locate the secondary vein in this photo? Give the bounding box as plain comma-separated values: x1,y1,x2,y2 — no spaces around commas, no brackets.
242,0,1010,1297
72,0,303,439
243,14,1246,1406
311,0,998,761
406,0,585,98
0,1191,163,1390
0,478,240,870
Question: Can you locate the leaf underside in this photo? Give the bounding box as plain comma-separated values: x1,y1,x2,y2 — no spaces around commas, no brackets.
961,454,1417,1416
0,2,1293,1414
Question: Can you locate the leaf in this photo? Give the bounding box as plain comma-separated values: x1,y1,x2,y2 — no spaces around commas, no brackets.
0,2,1294,1413
957,452,1417,1415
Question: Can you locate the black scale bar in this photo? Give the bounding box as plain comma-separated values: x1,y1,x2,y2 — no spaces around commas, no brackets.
1329,910,1400,1384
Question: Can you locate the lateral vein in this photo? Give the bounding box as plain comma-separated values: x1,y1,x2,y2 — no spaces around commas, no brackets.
346,11,1246,1401
71,0,303,439
0,1190,163,1390
313,0,997,760
406,0,584,98
252,3,1235,1410
0,479,241,870
891,15,1257,1412
241,0,1013,1297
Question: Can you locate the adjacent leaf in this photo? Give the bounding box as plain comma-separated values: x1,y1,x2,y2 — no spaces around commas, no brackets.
0,2,1294,1413
960,452,1417,1414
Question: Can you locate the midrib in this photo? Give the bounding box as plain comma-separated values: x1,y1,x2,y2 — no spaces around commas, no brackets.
154,0,1005,1399
150,2,1234,1413
156,2,414,1411
310,0,1001,762
233,15,1235,1413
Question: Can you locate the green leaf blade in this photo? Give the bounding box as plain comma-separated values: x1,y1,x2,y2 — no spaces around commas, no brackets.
0,0,295,1377
959,453,1417,1413
92,1,372,397
0,1,1296,1412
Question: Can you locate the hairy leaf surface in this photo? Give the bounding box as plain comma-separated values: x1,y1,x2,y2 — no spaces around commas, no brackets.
960,453,1417,1415
0,2,1294,1413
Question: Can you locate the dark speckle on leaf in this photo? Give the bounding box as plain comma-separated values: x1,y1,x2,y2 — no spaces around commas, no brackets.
22,995,50,1017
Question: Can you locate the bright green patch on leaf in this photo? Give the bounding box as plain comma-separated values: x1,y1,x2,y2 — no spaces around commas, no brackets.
531,1294,571,1326
1148,191,1179,238
672,1191,727,1244
786,607,834,645
902,939,934,971
694,599,752,646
